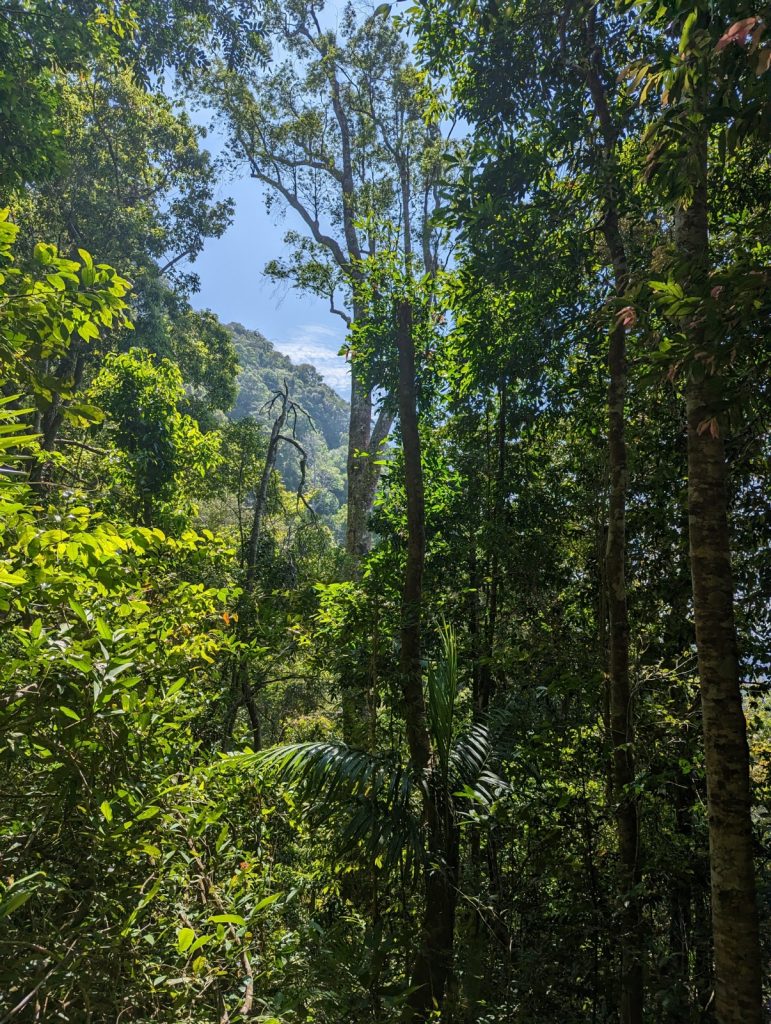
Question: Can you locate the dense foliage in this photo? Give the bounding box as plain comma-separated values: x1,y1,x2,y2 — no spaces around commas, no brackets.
0,2,769,1024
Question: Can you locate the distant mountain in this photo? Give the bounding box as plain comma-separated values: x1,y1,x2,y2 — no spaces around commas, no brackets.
227,323,349,517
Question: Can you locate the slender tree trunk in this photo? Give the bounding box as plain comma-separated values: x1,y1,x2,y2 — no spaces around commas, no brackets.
227,388,289,749
405,823,459,1022
606,314,643,1024
246,392,287,590
584,17,643,1018
342,293,394,749
394,298,457,1022
345,352,375,563
396,299,429,773
674,130,762,1024
468,544,483,711
342,349,377,750
479,380,507,713
29,347,85,488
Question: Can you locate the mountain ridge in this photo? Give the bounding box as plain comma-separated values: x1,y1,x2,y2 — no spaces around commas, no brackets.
227,321,349,518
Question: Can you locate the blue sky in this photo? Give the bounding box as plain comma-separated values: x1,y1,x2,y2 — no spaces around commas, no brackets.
189,149,352,400
185,0,354,401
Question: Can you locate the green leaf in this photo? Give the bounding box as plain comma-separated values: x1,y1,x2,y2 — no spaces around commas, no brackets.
59,706,81,722
253,892,283,913
77,320,100,341
176,927,195,953
208,913,246,926
679,10,697,53
100,800,113,823
0,890,33,918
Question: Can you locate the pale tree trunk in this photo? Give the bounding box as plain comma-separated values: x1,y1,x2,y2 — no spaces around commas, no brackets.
345,355,375,562
342,333,392,749
676,131,762,1024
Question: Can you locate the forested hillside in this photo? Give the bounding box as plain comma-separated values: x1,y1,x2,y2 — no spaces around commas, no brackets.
227,322,349,522
0,2,769,1024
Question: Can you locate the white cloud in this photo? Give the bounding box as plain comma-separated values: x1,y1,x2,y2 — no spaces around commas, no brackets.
272,322,351,399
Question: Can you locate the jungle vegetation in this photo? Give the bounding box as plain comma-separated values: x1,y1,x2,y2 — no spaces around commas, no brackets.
0,1,769,1023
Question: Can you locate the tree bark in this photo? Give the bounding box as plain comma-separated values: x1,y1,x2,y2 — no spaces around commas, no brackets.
345,355,375,563
676,132,762,1024
227,387,290,749
245,388,287,591
342,310,393,749
405,825,459,1022
28,346,86,489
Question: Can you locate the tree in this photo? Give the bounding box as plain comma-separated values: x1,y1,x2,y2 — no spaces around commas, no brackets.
630,5,771,1018
0,208,131,429
89,348,221,526
202,0,447,570
0,0,265,192
412,2,649,1015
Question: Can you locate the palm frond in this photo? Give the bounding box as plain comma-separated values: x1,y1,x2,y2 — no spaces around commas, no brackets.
426,619,458,782
450,723,508,811
231,743,422,873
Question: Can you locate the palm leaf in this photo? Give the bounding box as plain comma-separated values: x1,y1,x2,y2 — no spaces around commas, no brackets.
426,619,458,784
232,743,422,872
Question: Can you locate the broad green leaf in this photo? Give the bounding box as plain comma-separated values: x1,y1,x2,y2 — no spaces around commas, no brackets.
176,927,195,953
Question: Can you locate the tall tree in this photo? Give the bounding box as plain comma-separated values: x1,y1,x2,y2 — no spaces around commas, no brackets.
202,0,445,567
11,61,233,472
634,6,770,1018
413,3,648,1015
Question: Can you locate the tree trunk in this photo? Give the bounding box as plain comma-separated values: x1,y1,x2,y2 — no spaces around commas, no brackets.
228,387,289,748
29,346,85,488
395,299,430,774
685,379,762,1023
479,380,507,713
342,348,378,750
405,825,459,1022
345,356,375,563
245,391,287,591
394,297,457,1022
583,16,643,1018
606,315,643,1024
341,286,396,749
676,134,762,1024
